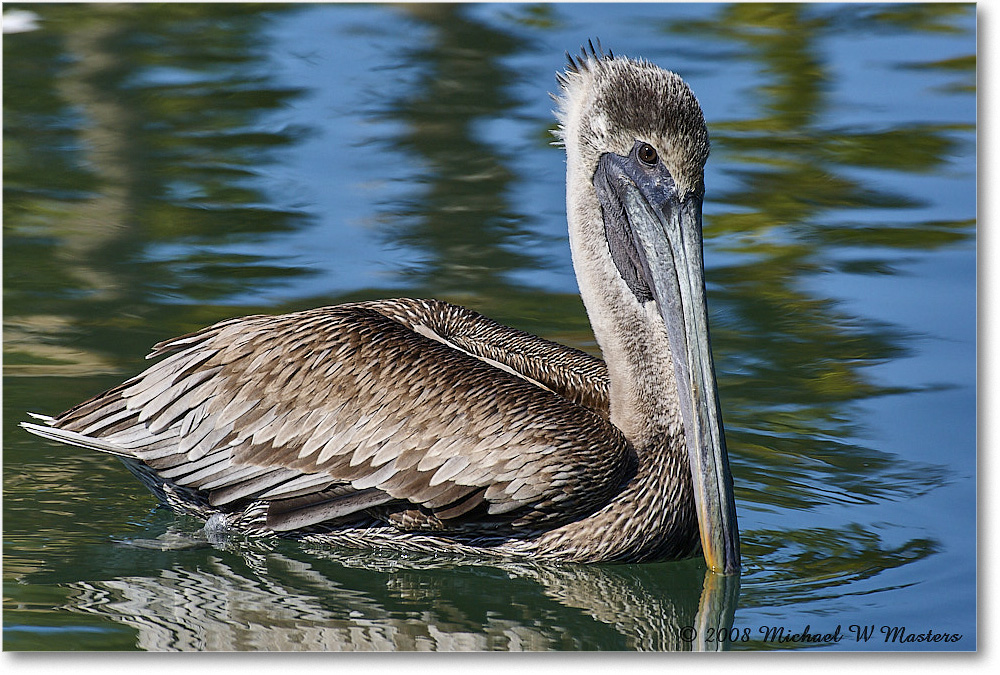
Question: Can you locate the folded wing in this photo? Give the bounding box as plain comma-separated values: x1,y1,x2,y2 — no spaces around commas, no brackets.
31,299,633,535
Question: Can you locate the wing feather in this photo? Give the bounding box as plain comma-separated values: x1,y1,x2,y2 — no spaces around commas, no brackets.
41,299,630,533
207,468,303,506
158,449,230,479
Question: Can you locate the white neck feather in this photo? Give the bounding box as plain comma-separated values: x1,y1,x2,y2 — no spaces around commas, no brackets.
563,135,683,449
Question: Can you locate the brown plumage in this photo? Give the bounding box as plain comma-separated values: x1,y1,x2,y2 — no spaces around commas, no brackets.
22,46,740,570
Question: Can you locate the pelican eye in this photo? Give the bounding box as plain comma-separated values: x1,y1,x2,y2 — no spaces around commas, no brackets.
637,142,658,166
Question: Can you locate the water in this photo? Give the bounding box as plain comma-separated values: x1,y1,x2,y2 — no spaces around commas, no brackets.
3,2,976,651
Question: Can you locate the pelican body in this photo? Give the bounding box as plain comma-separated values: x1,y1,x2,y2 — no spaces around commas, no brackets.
23,47,741,574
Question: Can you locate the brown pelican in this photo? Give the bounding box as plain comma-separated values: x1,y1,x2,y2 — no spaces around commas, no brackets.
22,45,741,574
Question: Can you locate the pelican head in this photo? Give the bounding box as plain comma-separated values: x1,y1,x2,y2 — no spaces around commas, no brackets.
556,48,740,574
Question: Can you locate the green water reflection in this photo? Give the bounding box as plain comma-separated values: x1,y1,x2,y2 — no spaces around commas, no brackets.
3,2,975,651
12,529,737,650
666,3,974,514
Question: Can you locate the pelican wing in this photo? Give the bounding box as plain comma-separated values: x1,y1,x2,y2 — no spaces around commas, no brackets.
43,299,632,533
369,298,610,417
